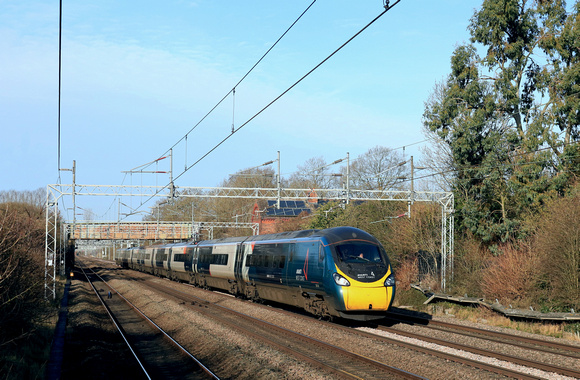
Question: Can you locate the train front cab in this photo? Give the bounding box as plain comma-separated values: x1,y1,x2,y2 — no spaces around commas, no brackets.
323,228,396,321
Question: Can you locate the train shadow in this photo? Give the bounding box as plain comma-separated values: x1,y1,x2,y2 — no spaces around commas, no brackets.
338,307,434,329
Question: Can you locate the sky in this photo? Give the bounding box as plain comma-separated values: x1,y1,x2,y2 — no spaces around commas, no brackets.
0,0,479,220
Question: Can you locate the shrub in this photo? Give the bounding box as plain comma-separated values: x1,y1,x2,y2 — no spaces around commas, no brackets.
534,188,580,310
451,235,489,296
395,257,418,292
480,242,542,306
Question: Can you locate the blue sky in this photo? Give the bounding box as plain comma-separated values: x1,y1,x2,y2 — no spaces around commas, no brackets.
0,1,478,219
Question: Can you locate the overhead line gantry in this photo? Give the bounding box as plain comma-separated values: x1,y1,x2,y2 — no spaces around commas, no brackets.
44,182,454,300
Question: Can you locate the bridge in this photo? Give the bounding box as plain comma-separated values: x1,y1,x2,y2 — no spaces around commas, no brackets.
64,221,260,241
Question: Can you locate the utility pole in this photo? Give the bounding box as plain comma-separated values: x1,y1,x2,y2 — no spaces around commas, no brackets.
406,156,426,218
408,156,414,218
59,160,76,276
72,160,76,236
60,160,76,236
346,152,350,205
169,148,175,199
277,151,281,209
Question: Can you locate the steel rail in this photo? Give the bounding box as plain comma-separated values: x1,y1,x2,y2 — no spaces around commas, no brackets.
170,283,567,380
78,264,152,380
235,299,552,380
83,265,220,380
137,276,424,380
376,325,580,378
386,311,580,356
109,259,549,379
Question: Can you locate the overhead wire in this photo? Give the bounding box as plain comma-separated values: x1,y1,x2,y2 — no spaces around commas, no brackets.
398,140,580,187
140,0,319,172
120,1,403,220
173,0,402,182
279,136,434,178
57,0,62,178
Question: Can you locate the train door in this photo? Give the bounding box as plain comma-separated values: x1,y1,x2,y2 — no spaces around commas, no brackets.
184,247,194,273
146,247,154,273
166,247,172,272
154,248,166,275
289,240,324,291
234,243,245,285
281,242,295,288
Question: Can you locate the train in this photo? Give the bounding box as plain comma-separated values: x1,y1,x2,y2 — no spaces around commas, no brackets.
114,226,396,321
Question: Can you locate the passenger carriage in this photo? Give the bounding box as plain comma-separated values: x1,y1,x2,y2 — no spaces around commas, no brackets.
115,226,395,321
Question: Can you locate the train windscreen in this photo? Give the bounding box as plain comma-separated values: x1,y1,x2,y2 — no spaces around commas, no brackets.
335,243,384,264
333,242,389,283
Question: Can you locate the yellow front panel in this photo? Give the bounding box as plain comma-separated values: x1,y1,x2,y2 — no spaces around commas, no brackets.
337,268,394,311
343,284,390,310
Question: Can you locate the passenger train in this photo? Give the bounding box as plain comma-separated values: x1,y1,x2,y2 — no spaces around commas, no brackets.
114,226,396,321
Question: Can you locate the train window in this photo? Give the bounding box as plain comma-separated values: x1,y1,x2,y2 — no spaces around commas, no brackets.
245,254,286,268
245,255,254,267
252,243,290,268
246,255,261,267
199,253,228,266
173,254,185,262
335,243,383,264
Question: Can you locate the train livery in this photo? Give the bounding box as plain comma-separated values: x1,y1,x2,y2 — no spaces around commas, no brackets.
115,226,396,321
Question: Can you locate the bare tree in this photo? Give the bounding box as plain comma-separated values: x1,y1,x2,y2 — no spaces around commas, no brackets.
419,134,455,192
0,188,45,211
213,167,276,225
420,80,456,192
0,201,48,351
81,208,96,221
347,146,408,191
287,156,340,189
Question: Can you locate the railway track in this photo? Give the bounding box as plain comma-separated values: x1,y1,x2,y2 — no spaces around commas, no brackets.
385,310,580,359
78,261,219,380
91,257,580,379
242,297,580,379
380,311,580,378
134,274,423,380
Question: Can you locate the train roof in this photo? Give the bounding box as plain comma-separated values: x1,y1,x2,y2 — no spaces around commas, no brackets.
195,226,379,246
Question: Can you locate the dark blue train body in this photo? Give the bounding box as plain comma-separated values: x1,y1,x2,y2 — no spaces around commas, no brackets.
115,226,395,320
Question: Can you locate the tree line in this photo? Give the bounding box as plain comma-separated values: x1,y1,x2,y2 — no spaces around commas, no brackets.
421,0,580,310
0,188,54,378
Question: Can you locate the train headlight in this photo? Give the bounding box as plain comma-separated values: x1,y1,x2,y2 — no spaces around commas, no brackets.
384,274,395,287
332,273,350,286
